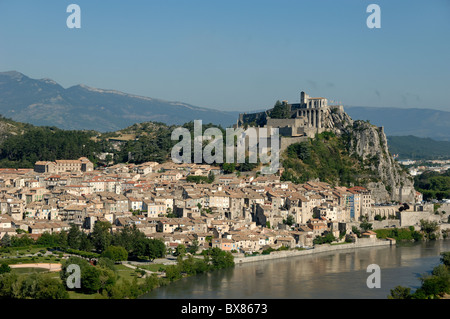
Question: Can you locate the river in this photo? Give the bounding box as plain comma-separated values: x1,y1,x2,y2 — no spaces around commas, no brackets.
141,240,450,299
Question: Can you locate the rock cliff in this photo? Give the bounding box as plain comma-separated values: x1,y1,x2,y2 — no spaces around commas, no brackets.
330,108,415,203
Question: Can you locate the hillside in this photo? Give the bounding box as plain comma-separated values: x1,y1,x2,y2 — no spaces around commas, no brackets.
280,118,415,203
0,117,228,168
0,116,109,168
387,135,450,160
345,106,450,141
0,114,34,145
0,71,239,131
281,131,378,186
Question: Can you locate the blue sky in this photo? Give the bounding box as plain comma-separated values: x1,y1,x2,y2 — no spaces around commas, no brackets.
0,0,449,112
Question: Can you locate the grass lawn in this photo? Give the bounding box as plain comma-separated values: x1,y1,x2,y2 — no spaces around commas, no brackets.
136,263,167,272
68,290,103,299
0,247,55,258
1,255,62,265
115,264,145,285
11,267,50,275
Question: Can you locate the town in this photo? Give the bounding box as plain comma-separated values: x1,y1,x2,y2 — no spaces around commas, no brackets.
1,156,447,258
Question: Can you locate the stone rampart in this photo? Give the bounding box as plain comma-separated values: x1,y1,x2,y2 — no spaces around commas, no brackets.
234,238,392,264
399,211,441,227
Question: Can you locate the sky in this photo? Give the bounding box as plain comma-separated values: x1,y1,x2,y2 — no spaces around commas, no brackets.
0,0,449,112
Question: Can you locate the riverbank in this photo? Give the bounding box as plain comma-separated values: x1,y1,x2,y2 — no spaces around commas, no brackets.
234,237,394,264
142,239,450,299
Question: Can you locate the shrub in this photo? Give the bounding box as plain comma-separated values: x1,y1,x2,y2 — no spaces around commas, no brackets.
101,246,128,262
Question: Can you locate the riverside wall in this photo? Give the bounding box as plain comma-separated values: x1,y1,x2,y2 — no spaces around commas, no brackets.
234,238,394,264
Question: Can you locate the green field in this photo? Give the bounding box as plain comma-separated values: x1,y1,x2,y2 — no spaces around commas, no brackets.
12,267,49,275
1,255,62,265
135,263,167,272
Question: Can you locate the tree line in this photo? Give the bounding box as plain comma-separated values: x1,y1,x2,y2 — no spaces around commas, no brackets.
389,252,450,299
0,126,107,168
0,222,236,299
414,169,450,201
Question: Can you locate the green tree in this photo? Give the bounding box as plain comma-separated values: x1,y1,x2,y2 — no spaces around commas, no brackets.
222,162,236,174
98,267,117,292
91,221,112,252
441,252,450,267
352,226,361,238
188,239,199,255
313,233,336,245
0,272,20,298
207,248,235,269
101,245,128,262
0,263,11,274
112,224,147,256
36,232,59,247
420,219,439,239
174,244,186,257
97,257,117,272
0,234,11,247
270,100,290,119
11,234,34,247
20,273,68,299
145,239,166,261
165,265,182,282
79,232,94,252
56,230,68,249
416,275,449,298
67,224,82,250
33,276,69,299
284,215,295,227
360,221,373,232
60,256,90,289
388,286,412,299
82,266,102,294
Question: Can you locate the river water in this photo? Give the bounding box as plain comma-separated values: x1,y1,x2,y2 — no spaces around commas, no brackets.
141,240,450,299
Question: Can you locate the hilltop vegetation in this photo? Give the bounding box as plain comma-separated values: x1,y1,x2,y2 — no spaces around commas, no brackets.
0,117,109,168
281,131,379,187
0,115,172,168
0,116,236,169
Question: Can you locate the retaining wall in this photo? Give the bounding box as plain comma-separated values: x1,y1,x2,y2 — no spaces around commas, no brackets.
234,238,393,264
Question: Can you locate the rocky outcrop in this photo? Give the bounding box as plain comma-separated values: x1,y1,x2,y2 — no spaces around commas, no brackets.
0,119,20,145
343,119,415,203
325,107,353,134
282,105,416,203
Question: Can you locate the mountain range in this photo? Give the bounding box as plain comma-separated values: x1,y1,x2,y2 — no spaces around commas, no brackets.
0,71,239,132
0,71,449,141
345,106,450,141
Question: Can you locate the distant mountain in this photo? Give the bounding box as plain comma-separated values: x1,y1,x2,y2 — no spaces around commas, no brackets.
387,135,450,160
0,71,239,132
345,106,450,141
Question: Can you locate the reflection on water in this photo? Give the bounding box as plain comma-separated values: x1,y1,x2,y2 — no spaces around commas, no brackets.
141,240,450,299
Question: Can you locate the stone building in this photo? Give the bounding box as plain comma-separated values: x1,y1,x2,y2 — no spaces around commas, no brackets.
34,157,94,174
236,91,345,139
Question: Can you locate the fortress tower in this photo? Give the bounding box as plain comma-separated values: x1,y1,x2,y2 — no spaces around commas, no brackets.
236,90,344,139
